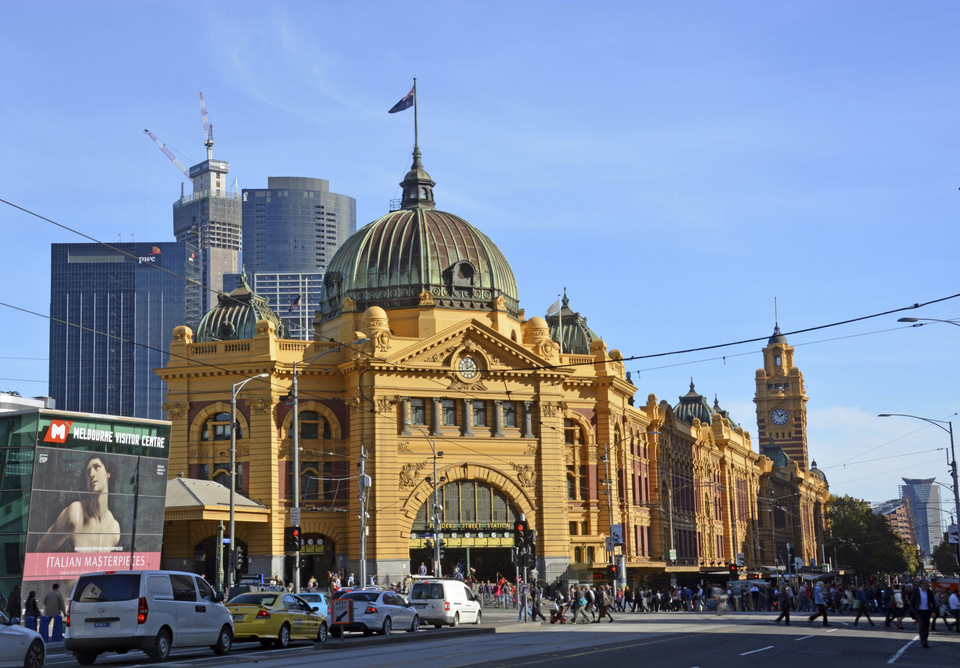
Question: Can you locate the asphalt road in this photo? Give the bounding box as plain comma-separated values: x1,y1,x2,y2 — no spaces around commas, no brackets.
39,607,960,668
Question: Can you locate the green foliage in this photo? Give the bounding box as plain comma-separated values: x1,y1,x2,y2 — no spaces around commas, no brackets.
931,533,959,576
826,495,916,577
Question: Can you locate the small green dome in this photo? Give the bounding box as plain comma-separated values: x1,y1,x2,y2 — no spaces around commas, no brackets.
195,272,289,342
319,148,519,321
545,291,600,355
673,380,714,425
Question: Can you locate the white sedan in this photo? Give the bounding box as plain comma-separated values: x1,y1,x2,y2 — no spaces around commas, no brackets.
0,611,44,668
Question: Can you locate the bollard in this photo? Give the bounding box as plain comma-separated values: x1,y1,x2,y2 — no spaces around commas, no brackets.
51,615,63,642
38,615,49,642
25,616,36,630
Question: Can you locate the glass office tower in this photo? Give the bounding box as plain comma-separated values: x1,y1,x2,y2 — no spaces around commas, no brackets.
237,177,356,339
900,477,942,557
48,242,200,420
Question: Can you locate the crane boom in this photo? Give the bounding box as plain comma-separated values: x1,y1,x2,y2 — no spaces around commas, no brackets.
200,91,213,157
143,129,190,179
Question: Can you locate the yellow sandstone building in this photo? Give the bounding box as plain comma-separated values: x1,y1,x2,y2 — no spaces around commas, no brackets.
156,146,829,587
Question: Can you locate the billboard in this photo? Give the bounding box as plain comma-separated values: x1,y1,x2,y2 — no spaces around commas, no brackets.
22,412,170,584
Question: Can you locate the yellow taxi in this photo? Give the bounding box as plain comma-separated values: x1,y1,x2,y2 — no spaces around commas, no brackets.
227,592,327,647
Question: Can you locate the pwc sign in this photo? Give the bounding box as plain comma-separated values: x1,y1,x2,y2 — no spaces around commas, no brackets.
43,420,73,443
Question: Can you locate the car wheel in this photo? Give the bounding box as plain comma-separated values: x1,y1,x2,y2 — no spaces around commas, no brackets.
474,610,482,625
213,625,232,655
146,628,171,661
75,650,98,666
408,615,420,632
381,617,392,636
316,621,328,644
275,623,291,649
24,639,44,668
451,612,460,628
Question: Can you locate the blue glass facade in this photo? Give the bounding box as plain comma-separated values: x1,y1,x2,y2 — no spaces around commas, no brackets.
48,242,200,420
241,177,356,274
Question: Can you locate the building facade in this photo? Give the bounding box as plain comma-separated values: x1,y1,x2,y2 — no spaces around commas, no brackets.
49,242,200,420
156,147,828,588
875,498,916,547
900,478,942,557
173,151,241,317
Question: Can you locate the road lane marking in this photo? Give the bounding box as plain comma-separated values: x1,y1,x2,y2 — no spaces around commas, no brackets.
740,646,774,656
826,628,838,633
887,637,918,664
795,635,814,641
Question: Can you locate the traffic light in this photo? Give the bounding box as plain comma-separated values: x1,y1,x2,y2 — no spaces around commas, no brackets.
729,563,738,577
285,526,301,552
609,564,617,580
514,519,528,548
526,529,538,548
438,538,446,559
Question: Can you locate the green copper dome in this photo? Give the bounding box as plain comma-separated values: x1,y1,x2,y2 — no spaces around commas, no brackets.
195,272,289,342
319,148,519,321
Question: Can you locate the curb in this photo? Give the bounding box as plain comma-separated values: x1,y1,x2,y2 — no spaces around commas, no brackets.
315,625,496,651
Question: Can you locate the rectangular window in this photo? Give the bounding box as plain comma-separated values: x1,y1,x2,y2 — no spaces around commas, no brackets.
477,485,491,521
569,521,578,535
461,481,476,522
567,465,576,500
444,483,459,523
472,401,487,427
502,401,517,428
492,488,509,522
441,399,457,426
579,465,588,500
411,398,426,425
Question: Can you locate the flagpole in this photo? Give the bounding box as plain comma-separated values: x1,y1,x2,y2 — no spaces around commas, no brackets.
558,292,563,355
413,78,418,150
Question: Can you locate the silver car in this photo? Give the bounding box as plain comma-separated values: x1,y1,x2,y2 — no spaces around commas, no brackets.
0,611,45,668
330,590,419,636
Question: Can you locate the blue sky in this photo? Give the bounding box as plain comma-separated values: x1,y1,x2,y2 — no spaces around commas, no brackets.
2,1,958,511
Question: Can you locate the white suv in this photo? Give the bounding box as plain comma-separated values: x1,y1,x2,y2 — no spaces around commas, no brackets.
408,580,482,627
65,571,233,664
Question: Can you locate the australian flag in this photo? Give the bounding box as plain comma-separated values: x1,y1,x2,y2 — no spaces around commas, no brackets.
388,86,415,113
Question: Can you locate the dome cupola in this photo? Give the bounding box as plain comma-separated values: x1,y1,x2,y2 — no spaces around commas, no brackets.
319,148,519,320
195,271,289,342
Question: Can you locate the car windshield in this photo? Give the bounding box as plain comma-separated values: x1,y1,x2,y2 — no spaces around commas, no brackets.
342,592,379,603
298,594,322,602
229,593,278,606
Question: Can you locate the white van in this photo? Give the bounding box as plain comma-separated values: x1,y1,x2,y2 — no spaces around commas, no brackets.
64,570,233,664
408,579,482,627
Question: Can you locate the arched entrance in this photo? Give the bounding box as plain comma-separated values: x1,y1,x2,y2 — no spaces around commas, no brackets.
284,532,335,588
409,480,521,582
194,535,248,590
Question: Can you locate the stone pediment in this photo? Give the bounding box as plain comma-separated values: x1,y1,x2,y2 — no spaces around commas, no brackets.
389,319,568,379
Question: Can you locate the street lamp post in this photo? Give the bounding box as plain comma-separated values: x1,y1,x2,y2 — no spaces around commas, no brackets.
878,412,960,565
291,338,368,593
412,425,443,577
229,372,269,594
898,317,960,328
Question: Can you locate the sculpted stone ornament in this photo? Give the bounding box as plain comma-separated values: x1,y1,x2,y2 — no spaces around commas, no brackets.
165,403,187,420
361,306,391,353
540,401,563,418
419,290,435,306
374,397,397,414
342,296,357,312
400,461,428,487
250,397,269,415
513,463,537,488
493,295,507,311
397,441,413,454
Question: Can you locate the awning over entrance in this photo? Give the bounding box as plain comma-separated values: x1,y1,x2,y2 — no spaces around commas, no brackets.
164,477,270,523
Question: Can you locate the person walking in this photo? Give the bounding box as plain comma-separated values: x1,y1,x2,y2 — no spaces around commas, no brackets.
4,585,21,620
24,591,40,624
885,585,905,629
808,581,829,626
853,584,875,627
517,579,530,622
947,589,960,632
570,586,590,625
530,583,547,622
596,585,615,623
911,580,934,648
774,584,792,625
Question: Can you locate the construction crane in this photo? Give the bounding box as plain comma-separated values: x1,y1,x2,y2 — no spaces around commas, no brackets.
143,129,190,179
200,91,213,160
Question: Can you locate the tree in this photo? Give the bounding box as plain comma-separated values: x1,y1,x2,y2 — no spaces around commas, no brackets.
826,495,917,578
931,532,959,576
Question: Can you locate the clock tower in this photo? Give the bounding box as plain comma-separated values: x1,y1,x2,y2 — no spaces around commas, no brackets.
754,325,810,470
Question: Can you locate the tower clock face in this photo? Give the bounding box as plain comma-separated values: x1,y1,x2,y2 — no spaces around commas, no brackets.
770,408,789,426
458,357,478,379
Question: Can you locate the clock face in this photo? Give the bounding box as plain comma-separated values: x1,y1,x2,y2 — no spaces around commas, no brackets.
458,357,478,379
770,408,789,426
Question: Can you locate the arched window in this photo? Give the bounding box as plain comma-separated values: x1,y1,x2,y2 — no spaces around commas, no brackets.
201,412,237,441
299,410,331,440
574,546,583,563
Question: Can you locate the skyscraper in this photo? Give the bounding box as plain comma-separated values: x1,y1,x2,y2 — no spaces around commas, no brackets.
48,242,200,420
236,177,356,339
900,478,942,557
172,147,241,317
